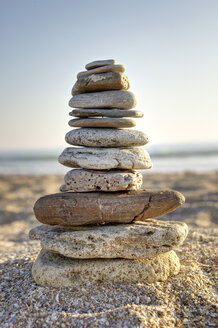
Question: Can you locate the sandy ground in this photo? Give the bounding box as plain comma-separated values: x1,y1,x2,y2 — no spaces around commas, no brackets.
0,172,217,327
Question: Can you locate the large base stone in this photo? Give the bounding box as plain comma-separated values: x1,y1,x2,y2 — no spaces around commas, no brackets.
32,250,180,287
29,220,188,259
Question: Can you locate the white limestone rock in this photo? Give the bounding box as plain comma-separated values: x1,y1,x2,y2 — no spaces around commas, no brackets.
69,90,137,109
59,169,142,192
58,147,152,170
29,220,188,259
65,128,148,147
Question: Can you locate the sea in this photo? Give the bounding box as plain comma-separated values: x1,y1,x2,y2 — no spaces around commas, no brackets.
0,143,217,175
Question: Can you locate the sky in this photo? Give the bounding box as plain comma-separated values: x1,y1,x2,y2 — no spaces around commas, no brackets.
0,0,218,151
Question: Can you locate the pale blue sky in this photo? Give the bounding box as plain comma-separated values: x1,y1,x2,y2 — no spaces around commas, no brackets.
0,0,218,150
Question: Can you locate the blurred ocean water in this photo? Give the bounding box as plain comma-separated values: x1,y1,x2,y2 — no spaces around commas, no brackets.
0,143,217,175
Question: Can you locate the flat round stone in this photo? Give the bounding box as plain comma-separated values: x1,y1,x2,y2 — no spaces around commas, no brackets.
58,147,152,170
69,91,137,110
59,169,142,192
72,72,130,95
33,189,185,226
85,59,116,70
29,220,188,259
77,64,125,78
68,118,136,128
65,128,148,147
70,109,144,118
32,250,180,287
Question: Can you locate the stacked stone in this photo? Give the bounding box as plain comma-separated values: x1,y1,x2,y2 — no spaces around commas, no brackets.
30,59,188,287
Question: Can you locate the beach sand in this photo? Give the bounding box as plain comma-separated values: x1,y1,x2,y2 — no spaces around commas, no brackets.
0,172,217,327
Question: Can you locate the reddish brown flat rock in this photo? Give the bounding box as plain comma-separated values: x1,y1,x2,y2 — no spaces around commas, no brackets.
33,190,185,226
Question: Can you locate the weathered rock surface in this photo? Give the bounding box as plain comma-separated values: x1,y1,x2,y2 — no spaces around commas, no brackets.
33,189,185,226
85,59,116,70
65,128,148,147
68,118,136,128
58,147,152,170
77,64,125,78
70,108,144,118
69,91,137,109
29,220,188,259
59,169,142,192
32,250,180,286
72,72,130,95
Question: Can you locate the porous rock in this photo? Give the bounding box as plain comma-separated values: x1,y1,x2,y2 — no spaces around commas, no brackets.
33,189,185,226
58,147,152,170
59,169,142,192
65,128,148,147
69,91,137,109
72,72,130,95
32,250,180,287
29,220,188,259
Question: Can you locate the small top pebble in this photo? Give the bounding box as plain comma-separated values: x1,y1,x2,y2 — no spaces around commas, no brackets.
85,59,116,70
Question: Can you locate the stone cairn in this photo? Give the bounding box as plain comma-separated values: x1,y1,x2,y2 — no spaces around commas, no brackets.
30,59,188,287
